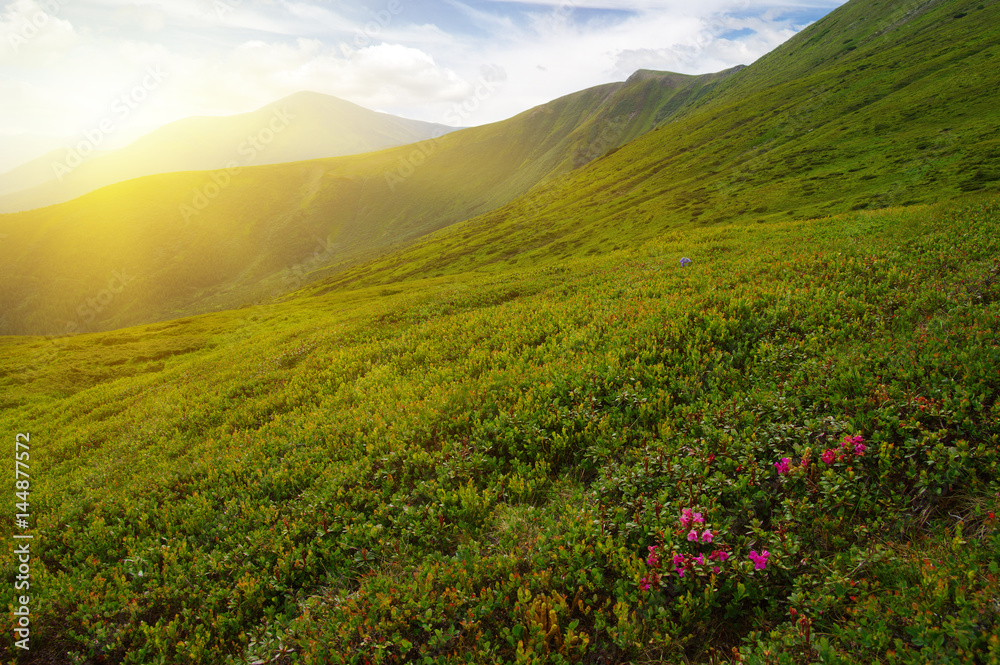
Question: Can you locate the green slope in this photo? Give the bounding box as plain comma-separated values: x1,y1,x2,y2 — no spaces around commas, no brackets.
307,0,1000,290
2,196,998,663
0,70,736,336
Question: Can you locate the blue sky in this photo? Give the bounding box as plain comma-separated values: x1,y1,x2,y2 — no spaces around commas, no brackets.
0,0,846,170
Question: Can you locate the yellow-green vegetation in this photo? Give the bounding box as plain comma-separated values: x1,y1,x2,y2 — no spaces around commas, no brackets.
1,196,998,663
0,69,728,337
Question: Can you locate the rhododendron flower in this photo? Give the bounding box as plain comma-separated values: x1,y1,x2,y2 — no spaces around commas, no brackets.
673,554,685,566
822,449,836,464
639,576,650,591
687,529,699,542
693,512,704,524
694,555,704,565
647,546,659,566
675,568,685,578
749,550,771,570
854,442,867,456
709,550,730,563
701,529,713,543
680,509,694,527
775,458,791,474
712,566,720,574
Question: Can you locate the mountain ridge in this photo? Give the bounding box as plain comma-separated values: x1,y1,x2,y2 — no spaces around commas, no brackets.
0,91,457,213
0,69,740,335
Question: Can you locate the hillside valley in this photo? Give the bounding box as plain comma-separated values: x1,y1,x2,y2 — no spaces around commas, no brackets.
0,68,739,335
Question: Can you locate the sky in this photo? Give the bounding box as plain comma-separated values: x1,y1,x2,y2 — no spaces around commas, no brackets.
0,0,847,171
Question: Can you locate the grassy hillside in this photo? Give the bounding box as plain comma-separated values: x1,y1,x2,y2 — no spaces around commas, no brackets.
1,0,999,662
307,0,1000,290
0,92,456,212
1,196,998,663
0,70,731,337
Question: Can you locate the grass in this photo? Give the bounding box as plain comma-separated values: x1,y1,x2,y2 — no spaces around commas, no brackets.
1,195,998,663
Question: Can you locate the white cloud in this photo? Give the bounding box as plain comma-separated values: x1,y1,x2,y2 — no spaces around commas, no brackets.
0,0,79,64
0,0,847,164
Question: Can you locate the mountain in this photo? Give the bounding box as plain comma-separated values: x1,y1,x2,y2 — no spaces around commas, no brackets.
0,69,740,335
309,0,1000,287
0,92,457,213
0,133,70,177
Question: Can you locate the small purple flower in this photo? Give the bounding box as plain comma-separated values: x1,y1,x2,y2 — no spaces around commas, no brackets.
775,458,791,475
680,257,692,267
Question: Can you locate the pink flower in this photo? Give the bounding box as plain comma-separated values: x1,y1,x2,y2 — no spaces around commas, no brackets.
647,546,659,566
853,435,864,444
822,449,836,464
687,529,699,542
701,529,713,544
681,508,704,526
639,576,650,591
749,549,771,570
712,566,720,574
775,458,791,475
673,554,685,566
675,568,685,578
709,550,730,563
694,555,704,565
854,442,867,456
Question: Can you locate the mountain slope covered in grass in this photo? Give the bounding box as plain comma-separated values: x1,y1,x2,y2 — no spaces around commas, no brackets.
0,92,457,211
1,196,998,664
308,0,1000,289
0,69,738,336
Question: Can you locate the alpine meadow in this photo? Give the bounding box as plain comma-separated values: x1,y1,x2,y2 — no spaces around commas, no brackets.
2,0,1000,663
